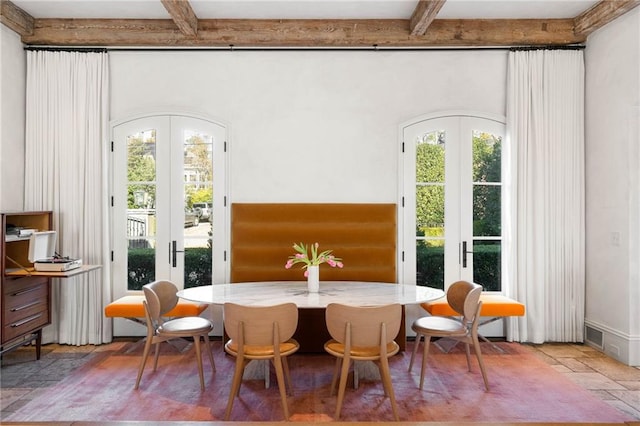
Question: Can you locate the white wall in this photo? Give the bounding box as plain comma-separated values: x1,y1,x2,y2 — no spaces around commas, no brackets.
585,7,640,365
110,50,507,202
0,25,26,211
110,50,507,337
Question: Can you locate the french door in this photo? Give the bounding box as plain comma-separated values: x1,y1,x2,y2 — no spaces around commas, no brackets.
401,114,504,293
111,114,227,306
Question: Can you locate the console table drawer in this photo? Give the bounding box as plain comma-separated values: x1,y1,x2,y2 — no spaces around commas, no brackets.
4,276,49,295
1,210,53,359
3,309,48,342
4,277,49,310
2,276,50,344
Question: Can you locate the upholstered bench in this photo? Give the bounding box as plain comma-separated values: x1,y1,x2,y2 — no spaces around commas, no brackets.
105,294,208,325
420,293,525,349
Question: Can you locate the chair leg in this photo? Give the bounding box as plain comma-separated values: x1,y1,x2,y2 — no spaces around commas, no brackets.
334,355,351,419
353,361,359,389
203,333,215,372
264,360,270,389
379,355,399,421
409,332,422,372
464,341,472,371
224,355,246,420
282,356,294,396
472,336,490,391
193,336,205,391
153,341,161,371
134,337,154,390
330,357,341,396
419,335,432,390
273,355,290,420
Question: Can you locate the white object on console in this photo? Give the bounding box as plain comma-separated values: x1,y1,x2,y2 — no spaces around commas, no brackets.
28,231,82,272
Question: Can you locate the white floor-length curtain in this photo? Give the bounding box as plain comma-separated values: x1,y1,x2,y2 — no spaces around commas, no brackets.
24,50,111,345
504,49,585,343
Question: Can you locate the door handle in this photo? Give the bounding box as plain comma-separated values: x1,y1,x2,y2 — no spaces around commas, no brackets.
170,240,184,267
462,241,473,268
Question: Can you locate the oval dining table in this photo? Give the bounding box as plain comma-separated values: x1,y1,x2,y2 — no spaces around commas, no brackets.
177,280,445,308
178,281,444,387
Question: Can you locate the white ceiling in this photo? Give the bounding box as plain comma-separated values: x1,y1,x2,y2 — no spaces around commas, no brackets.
11,0,601,20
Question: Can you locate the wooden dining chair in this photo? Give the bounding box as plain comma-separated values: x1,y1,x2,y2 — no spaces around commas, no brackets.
408,280,489,391
223,302,300,420
324,303,402,421
135,280,215,391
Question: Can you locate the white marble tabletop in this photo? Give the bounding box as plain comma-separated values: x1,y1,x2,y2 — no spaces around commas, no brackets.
177,281,444,308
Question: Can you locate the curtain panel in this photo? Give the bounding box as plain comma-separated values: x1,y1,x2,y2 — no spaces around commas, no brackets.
25,50,111,345
505,49,585,343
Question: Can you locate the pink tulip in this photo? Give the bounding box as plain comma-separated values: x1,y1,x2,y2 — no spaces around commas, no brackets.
327,259,336,267
337,262,343,268
295,253,305,259
304,270,309,277
285,260,293,269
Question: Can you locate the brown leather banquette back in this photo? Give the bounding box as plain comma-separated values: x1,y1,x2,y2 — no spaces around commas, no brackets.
230,203,399,352
231,203,397,283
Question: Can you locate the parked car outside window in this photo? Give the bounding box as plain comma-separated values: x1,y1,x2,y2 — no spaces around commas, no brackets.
192,202,212,222
184,209,200,227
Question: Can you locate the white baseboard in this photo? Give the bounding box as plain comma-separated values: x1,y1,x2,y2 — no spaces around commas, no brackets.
584,319,640,366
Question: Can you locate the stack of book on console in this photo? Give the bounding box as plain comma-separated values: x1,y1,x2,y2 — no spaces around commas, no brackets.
28,231,82,272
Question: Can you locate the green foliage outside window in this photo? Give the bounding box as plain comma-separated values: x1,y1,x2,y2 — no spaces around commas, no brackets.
472,243,501,292
127,248,156,290
127,135,157,209
183,247,213,288
416,133,444,233
127,247,212,290
472,133,502,237
416,243,500,291
415,130,502,291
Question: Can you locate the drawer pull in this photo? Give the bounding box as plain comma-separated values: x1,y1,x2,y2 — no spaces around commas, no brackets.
11,286,42,297
11,300,41,312
10,313,43,328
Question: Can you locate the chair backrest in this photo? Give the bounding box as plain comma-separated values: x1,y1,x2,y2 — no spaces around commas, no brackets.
224,302,298,346
142,280,180,321
325,303,401,348
446,280,483,322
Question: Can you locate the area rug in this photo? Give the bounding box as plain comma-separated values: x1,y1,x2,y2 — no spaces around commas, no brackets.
4,340,634,423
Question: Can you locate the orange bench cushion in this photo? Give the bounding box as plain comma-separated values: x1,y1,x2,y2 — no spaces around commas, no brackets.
421,294,525,317
105,295,208,318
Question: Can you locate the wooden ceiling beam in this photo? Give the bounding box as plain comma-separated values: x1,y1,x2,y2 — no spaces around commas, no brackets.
574,0,640,37
160,0,198,37
4,0,640,48
21,18,584,47
0,0,34,36
410,0,446,36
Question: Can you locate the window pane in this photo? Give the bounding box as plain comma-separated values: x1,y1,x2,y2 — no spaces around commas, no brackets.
416,185,444,237
473,240,501,292
415,130,445,290
184,247,212,289
416,130,445,183
472,130,501,183
472,130,502,291
416,240,444,290
183,129,213,288
127,130,157,291
473,184,501,237
127,129,157,185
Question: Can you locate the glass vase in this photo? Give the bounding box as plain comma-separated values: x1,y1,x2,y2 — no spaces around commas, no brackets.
307,265,319,293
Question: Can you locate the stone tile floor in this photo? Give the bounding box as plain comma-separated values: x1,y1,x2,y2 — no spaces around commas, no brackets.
1,339,640,421
529,342,640,420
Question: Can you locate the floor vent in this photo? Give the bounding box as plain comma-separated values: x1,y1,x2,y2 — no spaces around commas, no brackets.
585,325,604,349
